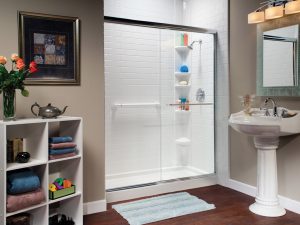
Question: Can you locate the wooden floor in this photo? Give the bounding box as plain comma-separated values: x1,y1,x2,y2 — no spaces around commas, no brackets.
84,185,300,225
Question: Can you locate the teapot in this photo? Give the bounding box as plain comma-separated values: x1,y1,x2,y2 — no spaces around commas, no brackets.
31,102,68,119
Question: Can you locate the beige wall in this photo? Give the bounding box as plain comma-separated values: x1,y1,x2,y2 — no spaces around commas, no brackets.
0,0,105,203
230,0,300,201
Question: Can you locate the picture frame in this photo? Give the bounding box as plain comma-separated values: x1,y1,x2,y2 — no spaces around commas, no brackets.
18,11,80,85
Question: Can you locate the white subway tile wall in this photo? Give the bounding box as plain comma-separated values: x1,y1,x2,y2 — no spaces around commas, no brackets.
104,0,228,188
183,0,229,184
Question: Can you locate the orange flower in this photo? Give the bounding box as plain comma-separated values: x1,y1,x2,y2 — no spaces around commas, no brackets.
29,61,38,73
16,58,25,70
11,53,19,62
0,56,7,65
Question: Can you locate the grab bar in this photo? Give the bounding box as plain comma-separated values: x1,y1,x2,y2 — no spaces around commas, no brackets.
168,103,213,106
112,102,161,109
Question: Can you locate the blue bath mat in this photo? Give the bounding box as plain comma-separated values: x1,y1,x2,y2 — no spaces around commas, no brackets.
112,192,215,225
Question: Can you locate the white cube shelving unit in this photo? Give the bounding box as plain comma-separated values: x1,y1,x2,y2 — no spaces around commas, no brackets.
0,117,83,225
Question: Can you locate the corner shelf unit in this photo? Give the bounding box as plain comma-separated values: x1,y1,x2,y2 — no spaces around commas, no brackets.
174,41,192,166
0,117,83,225
175,46,191,54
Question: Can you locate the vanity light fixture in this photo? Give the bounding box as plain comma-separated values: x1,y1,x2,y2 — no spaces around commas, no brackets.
248,0,300,24
265,4,284,20
285,0,300,14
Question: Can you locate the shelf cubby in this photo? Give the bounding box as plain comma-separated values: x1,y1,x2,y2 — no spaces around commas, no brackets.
6,123,48,167
49,195,82,225
49,158,82,195
0,117,83,225
48,119,82,161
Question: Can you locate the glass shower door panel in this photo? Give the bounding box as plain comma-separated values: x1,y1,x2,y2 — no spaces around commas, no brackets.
105,23,162,190
160,30,215,181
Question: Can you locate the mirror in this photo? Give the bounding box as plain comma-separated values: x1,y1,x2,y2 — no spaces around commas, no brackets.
257,13,300,96
263,25,298,87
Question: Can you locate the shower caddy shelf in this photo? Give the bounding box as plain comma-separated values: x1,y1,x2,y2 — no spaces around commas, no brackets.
175,72,191,80
174,39,193,166
175,46,191,53
175,137,191,146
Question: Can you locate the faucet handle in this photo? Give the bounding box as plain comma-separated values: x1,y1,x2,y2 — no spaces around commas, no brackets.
260,107,270,116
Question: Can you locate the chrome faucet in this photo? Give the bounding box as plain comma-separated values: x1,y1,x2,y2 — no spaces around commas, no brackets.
264,97,277,116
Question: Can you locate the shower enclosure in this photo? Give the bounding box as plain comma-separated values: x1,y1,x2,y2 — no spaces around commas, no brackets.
104,17,216,191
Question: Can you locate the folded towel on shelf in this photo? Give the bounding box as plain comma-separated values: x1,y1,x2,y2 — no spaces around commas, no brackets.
49,136,73,144
7,169,41,195
49,147,76,155
49,142,77,149
7,188,45,213
49,152,77,160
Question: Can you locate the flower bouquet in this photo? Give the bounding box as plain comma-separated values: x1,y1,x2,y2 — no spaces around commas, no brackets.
0,54,38,120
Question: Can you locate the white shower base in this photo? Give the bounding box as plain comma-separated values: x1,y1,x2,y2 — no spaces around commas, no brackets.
106,166,208,190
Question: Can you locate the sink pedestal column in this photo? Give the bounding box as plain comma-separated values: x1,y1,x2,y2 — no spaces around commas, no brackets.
250,137,286,217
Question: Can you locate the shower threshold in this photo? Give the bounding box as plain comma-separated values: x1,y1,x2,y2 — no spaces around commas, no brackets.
106,166,208,190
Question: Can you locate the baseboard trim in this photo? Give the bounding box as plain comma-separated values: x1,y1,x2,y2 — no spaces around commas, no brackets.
226,179,300,214
83,199,107,215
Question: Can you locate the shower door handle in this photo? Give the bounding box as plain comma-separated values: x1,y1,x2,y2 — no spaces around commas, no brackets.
168,103,213,106
111,102,161,109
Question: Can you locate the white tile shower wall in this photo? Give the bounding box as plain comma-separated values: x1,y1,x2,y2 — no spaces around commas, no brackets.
105,0,183,178
189,33,215,174
183,0,229,183
104,0,183,24
160,30,177,168
105,23,161,176
104,0,228,182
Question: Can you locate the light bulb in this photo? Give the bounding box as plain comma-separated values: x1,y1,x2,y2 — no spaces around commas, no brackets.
265,5,284,20
285,0,300,15
248,11,265,24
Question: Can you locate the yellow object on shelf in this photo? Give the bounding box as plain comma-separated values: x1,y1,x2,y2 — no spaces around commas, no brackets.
49,184,57,192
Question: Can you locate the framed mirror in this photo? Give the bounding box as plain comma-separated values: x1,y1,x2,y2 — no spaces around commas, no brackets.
257,14,300,96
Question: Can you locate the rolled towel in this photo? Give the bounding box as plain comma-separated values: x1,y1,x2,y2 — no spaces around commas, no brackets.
7,169,40,195
49,142,77,149
7,188,45,213
49,152,77,160
49,147,76,155
49,136,72,143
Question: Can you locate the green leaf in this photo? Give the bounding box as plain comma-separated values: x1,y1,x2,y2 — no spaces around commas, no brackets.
0,65,8,75
21,89,29,97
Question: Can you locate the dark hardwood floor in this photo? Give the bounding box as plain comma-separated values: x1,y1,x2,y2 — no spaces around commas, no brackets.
84,185,300,225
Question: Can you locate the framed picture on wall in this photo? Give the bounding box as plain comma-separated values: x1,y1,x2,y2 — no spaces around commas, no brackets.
18,11,80,85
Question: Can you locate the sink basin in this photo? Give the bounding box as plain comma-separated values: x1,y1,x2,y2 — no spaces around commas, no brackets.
229,109,300,137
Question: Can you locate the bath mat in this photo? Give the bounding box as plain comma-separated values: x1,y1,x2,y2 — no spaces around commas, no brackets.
112,192,215,225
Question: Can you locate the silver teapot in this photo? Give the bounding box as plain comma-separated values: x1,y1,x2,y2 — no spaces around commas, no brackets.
31,102,68,119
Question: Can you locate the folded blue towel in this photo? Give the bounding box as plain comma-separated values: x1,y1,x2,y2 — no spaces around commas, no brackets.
49,136,73,143
49,147,76,155
7,169,41,195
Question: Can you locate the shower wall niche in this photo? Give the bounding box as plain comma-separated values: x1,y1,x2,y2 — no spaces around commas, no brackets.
104,22,215,190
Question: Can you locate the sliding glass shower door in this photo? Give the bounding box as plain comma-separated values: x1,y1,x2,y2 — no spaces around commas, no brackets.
105,23,162,189
104,18,215,191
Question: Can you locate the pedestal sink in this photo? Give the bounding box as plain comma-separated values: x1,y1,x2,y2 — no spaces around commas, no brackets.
229,109,300,217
